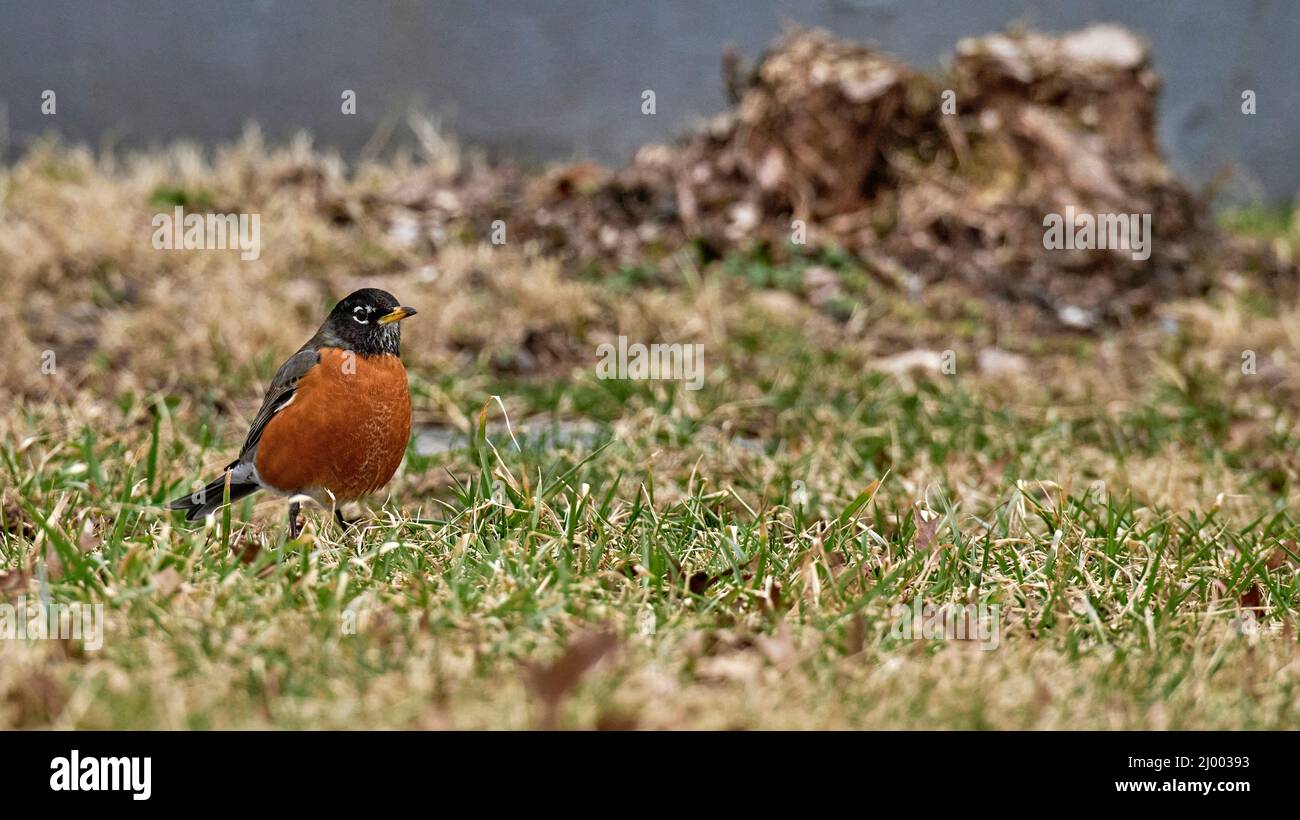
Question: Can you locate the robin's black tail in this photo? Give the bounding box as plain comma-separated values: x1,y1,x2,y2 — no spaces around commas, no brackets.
167,473,260,521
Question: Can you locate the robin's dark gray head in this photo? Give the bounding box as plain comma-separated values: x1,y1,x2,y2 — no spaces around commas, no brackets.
315,288,417,356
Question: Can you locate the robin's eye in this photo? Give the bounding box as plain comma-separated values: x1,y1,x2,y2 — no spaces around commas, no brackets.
352,306,370,325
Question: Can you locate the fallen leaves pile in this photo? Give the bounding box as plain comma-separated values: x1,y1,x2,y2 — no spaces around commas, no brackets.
341,24,1280,327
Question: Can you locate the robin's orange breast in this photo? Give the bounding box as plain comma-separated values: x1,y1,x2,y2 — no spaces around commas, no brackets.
254,347,411,502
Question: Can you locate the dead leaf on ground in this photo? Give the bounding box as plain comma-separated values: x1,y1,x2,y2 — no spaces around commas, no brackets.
0,567,32,597
6,671,68,728
77,518,102,553
913,506,941,552
1267,541,1298,571
688,571,716,595
1,500,35,539
845,612,866,656
595,709,640,731
1239,583,1264,613
521,630,620,730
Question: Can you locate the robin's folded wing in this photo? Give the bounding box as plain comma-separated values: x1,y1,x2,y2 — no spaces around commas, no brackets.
235,348,321,463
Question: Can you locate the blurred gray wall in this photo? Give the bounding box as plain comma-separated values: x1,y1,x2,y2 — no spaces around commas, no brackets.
0,0,1294,201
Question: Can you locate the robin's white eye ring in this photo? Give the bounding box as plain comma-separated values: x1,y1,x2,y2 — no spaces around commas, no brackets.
352,306,369,324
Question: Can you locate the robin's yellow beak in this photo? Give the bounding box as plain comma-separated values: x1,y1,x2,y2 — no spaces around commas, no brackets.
377,306,418,325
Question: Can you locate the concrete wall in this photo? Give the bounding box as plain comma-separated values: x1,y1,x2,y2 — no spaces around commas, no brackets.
0,0,1293,201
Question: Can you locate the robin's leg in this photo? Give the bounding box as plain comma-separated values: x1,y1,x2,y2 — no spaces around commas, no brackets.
287,501,302,539
334,509,356,530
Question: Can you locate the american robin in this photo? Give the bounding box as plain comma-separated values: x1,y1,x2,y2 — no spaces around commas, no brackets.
168,288,418,537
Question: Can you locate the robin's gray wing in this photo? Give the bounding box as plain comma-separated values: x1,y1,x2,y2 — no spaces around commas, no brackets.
232,347,321,466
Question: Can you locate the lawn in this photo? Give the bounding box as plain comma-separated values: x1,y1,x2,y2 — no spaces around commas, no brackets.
1,137,1298,729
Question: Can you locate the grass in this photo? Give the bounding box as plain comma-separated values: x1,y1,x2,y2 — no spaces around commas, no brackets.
1,137,1299,729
